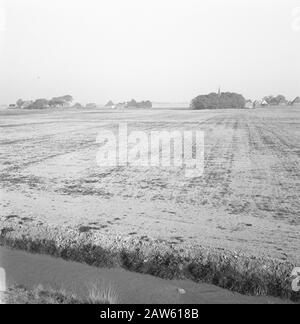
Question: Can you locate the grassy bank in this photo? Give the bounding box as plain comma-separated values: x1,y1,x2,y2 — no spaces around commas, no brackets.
0,226,299,303
2,283,117,304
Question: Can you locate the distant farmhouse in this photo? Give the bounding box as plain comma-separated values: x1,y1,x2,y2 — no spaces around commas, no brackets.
261,95,287,107
12,99,34,109
245,100,254,109
253,100,262,108
291,96,300,106
8,100,49,110
251,94,297,108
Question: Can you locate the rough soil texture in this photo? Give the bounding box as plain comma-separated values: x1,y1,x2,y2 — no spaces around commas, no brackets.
0,107,299,299
1,286,89,304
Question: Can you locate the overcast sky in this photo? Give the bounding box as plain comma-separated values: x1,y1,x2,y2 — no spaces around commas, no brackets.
0,0,299,104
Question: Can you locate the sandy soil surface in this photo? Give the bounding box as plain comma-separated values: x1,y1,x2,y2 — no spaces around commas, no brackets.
0,107,299,264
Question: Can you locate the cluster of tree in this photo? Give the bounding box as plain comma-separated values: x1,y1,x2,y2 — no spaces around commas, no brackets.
262,95,287,106
105,99,152,109
105,100,114,107
126,99,152,108
48,95,73,107
73,102,84,109
191,92,245,110
16,95,73,109
27,99,49,109
16,99,26,108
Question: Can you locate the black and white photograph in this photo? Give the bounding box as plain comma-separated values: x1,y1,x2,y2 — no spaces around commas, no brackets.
0,0,299,308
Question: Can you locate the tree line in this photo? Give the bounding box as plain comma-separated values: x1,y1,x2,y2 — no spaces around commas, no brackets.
191,92,299,110
191,92,246,110
15,95,74,109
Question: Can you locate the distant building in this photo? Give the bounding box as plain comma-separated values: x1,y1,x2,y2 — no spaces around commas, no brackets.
8,104,18,109
253,100,261,108
291,96,300,106
261,100,269,106
245,100,254,109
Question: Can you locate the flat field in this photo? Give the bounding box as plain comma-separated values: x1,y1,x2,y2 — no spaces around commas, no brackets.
0,107,299,263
